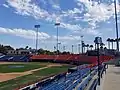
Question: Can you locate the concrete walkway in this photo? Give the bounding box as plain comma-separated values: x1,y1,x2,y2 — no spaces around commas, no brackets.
99,65,120,90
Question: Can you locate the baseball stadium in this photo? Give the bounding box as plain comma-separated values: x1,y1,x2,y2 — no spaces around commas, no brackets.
0,50,115,90
0,0,120,90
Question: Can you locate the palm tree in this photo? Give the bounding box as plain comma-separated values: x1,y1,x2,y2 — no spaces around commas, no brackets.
110,39,114,49
86,44,89,51
82,42,85,53
118,38,120,48
104,47,107,50
100,43,105,49
114,38,119,50
83,44,86,53
107,38,110,49
94,40,97,50
90,45,93,50
25,46,29,50
54,46,56,51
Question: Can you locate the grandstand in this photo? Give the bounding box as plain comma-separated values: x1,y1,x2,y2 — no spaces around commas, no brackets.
19,64,106,90
0,55,30,62
31,54,114,64
0,50,116,90
0,52,113,90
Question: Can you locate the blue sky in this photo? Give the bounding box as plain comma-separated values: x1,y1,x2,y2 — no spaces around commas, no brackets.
0,0,120,53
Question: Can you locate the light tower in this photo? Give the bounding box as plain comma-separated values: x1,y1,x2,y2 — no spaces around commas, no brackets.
81,35,84,54
114,0,119,51
55,23,60,55
34,24,40,54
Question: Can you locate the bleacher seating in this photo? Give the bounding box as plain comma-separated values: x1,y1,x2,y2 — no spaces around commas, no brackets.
31,54,114,64
0,55,30,62
19,64,99,90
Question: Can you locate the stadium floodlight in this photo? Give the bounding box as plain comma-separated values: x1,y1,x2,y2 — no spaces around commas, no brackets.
78,44,80,54
72,45,74,54
81,35,84,54
63,45,66,52
94,37,103,86
58,42,61,52
114,0,119,51
34,25,40,54
55,23,60,55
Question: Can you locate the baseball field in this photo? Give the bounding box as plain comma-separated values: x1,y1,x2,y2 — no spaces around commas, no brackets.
0,62,74,90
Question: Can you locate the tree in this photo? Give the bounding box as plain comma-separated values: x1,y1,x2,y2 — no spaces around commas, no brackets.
38,48,44,54
0,45,7,54
89,45,93,50
29,47,32,50
107,38,111,49
0,45,14,54
110,39,114,49
16,48,25,50
25,46,29,50
104,47,107,50
100,43,105,49
115,38,120,50
86,44,89,51
4,45,14,50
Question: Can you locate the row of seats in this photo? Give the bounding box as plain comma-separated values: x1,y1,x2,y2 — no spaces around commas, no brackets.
0,55,30,62
31,54,114,64
19,65,98,90
89,64,106,90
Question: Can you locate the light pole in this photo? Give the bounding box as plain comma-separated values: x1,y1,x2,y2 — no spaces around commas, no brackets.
58,42,61,52
94,37,102,86
55,23,60,55
34,25,40,54
72,45,74,54
81,35,84,54
54,46,56,52
63,45,66,52
114,0,119,51
78,44,80,54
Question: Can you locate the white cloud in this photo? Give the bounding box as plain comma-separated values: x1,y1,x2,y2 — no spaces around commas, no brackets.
86,29,101,36
49,0,61,10
0,27,50,40
3,4,9,8
7,0,49,19
4,0,84,33
5,0,108,36
62,8,82,15
6,0,62,24
60,23,81,31
0,27,82,44
53,35,80,41
52,4,61,10
76,0,120,27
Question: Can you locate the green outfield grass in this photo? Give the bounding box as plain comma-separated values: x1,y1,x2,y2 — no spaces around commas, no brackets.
33,65,72,76
0,63,73,90
0,63,45,73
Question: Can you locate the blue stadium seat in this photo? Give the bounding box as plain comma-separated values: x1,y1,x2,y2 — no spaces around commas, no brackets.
20,65,99,90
